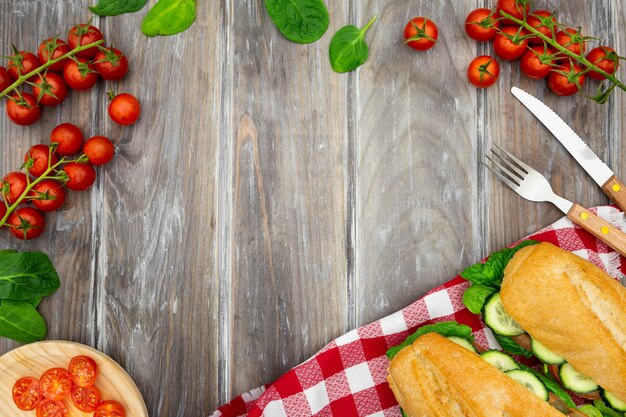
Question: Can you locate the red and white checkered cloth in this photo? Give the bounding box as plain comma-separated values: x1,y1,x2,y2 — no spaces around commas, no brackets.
212,206,626,417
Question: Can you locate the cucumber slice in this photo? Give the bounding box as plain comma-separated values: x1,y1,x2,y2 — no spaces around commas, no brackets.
482,292,525,336
480,350,520,372
447,336,477,353
602,390,626,412
559,363,599,394
505,369,549,401
531,338,566,365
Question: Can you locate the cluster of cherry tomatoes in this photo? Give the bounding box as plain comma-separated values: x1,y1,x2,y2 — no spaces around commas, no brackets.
0,123,114,240
464,0,620,94
12,355,126,417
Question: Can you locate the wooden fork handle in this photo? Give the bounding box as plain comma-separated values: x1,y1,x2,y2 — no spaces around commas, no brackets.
567,204,626,258
602,175,626,213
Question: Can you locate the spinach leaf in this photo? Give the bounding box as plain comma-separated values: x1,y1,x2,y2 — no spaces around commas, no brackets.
329,16,377,73
386,321,473,360
0,251,60,301
141,0,196,37
265,0,329,44
593,400,625,417
493,333,533,358
90,0,148,16
517,363,576,408
462,283,497,314
0,300,47,343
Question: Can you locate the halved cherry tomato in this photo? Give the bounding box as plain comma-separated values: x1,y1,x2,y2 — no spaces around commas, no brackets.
30,180,66,212
25,144,59,178
1,172,28,204
403,17,438,51
40,368,72,401
36,399,67,417
63,162,97,191
493,26,529,61
8,207,46,240
94,400,126,417
6,92,41,125
71,385,101,412
68,24,104,58
50,123,84,156
586,46,619,80
32,72,68,107
12,376,41,411
69,355,98,387
38,38,71,71
465,8,500,42
526,10,556,45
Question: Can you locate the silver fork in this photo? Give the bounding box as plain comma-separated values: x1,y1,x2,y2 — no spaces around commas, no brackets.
486,145,626,258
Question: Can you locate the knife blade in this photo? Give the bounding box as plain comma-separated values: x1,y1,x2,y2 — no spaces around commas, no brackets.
511,86,626,212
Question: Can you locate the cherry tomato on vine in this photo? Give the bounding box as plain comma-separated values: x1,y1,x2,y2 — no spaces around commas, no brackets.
84,136,115,165
586,46,619,80
6,92,41,125
32,72,68,107
63,57,98,90
36,399,67,417
493,26,529,61
71,385,101,412
403,17,438,51
8,207,46,240
548,63,585,96
520,45,555,79
30,180,66,212
526,10,556,45
496,0,530,25
12,376,41,411
69,355,98,387
108,93,141,126
25,144,59,178
465,8,500,42
63,162,96,191
0,203,6,222
7,51,40,80
467,56,500,88
556,28,586,57
1,172,28,204
68,24,104,58
94,400,126,417
94,47,129,81
37,38,70,71
50,123,84,156
0,66,13,92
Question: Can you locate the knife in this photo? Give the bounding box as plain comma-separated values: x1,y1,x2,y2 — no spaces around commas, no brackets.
511,86,626,213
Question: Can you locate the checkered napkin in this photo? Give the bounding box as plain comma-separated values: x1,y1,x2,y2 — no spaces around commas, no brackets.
212,206,626,417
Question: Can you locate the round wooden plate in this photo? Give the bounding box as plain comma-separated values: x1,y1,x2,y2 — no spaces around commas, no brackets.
0,340,148,417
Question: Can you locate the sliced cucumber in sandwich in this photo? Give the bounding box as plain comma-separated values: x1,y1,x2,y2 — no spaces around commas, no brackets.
559,363,599,394
505,369,549,401
601,389,626,413
531,338,566,365
447,336,478,353
480,350,519,372
482,292,525,336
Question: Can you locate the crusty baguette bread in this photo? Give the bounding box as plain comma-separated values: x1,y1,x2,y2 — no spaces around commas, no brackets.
501,242,626,402
387,333,564,417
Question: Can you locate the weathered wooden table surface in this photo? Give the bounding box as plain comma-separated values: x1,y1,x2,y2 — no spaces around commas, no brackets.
1,0,624,416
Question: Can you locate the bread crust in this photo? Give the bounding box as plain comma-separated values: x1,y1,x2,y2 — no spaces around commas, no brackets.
387,333,564,417
501,242,626,402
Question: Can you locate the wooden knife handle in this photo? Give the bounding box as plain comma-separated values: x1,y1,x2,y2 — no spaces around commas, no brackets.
602,175,626,212
567,204,626,258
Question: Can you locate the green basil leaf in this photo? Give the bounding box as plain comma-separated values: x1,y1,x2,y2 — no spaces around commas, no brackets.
493,333,533,358
329,16,377,73
0,251,60,300
0,300,47,343
593,400,625,417
141,0,196,37
265,0,329,44
517,363,576,408
387,321,473,360
90,0,148,16
463,283,497,314
579,405,604,417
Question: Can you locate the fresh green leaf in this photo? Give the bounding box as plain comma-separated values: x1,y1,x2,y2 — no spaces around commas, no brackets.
517,363,576,408
0,251,60,301
0,300,47,343
386,321,473,360
90,0,148,16
463,283,497,314
27,297,43,308
593,400,625,417
329,16,377,73
141,0,196,37
493,333,533,358
579,405,604,417
400,409,409,417
265,0,329,44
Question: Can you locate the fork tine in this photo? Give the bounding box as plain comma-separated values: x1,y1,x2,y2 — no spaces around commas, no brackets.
493,144,533,173
486,154,523,183
483,162,521,191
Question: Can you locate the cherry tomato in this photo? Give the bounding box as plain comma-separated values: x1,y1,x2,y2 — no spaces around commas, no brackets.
25,144,59,178
7,51,40,80
8,207,46,240
30,180,66,212
1,172,28,204
36,399,67,417
63,162,96,191
71,385,101,412
50,123,84,156
467,56,500,88
0,202,6,222
63,58,98,90
496,0,530,25
527,10,556,45
32,72,68,107
40,368,72,401
520,45,555,79
83,136,115,165
0,66,13,92
465,8,500,42
556,28,586,57
547,63,585,96
6,92,41,125
108,93,141,126
12,376,41,411
37,38,71,71
586,46,619,80
94,47,129,81
68,24,104,58
69,355,98,387
94,400,126,417
403,17,438,51
493,26,529,61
